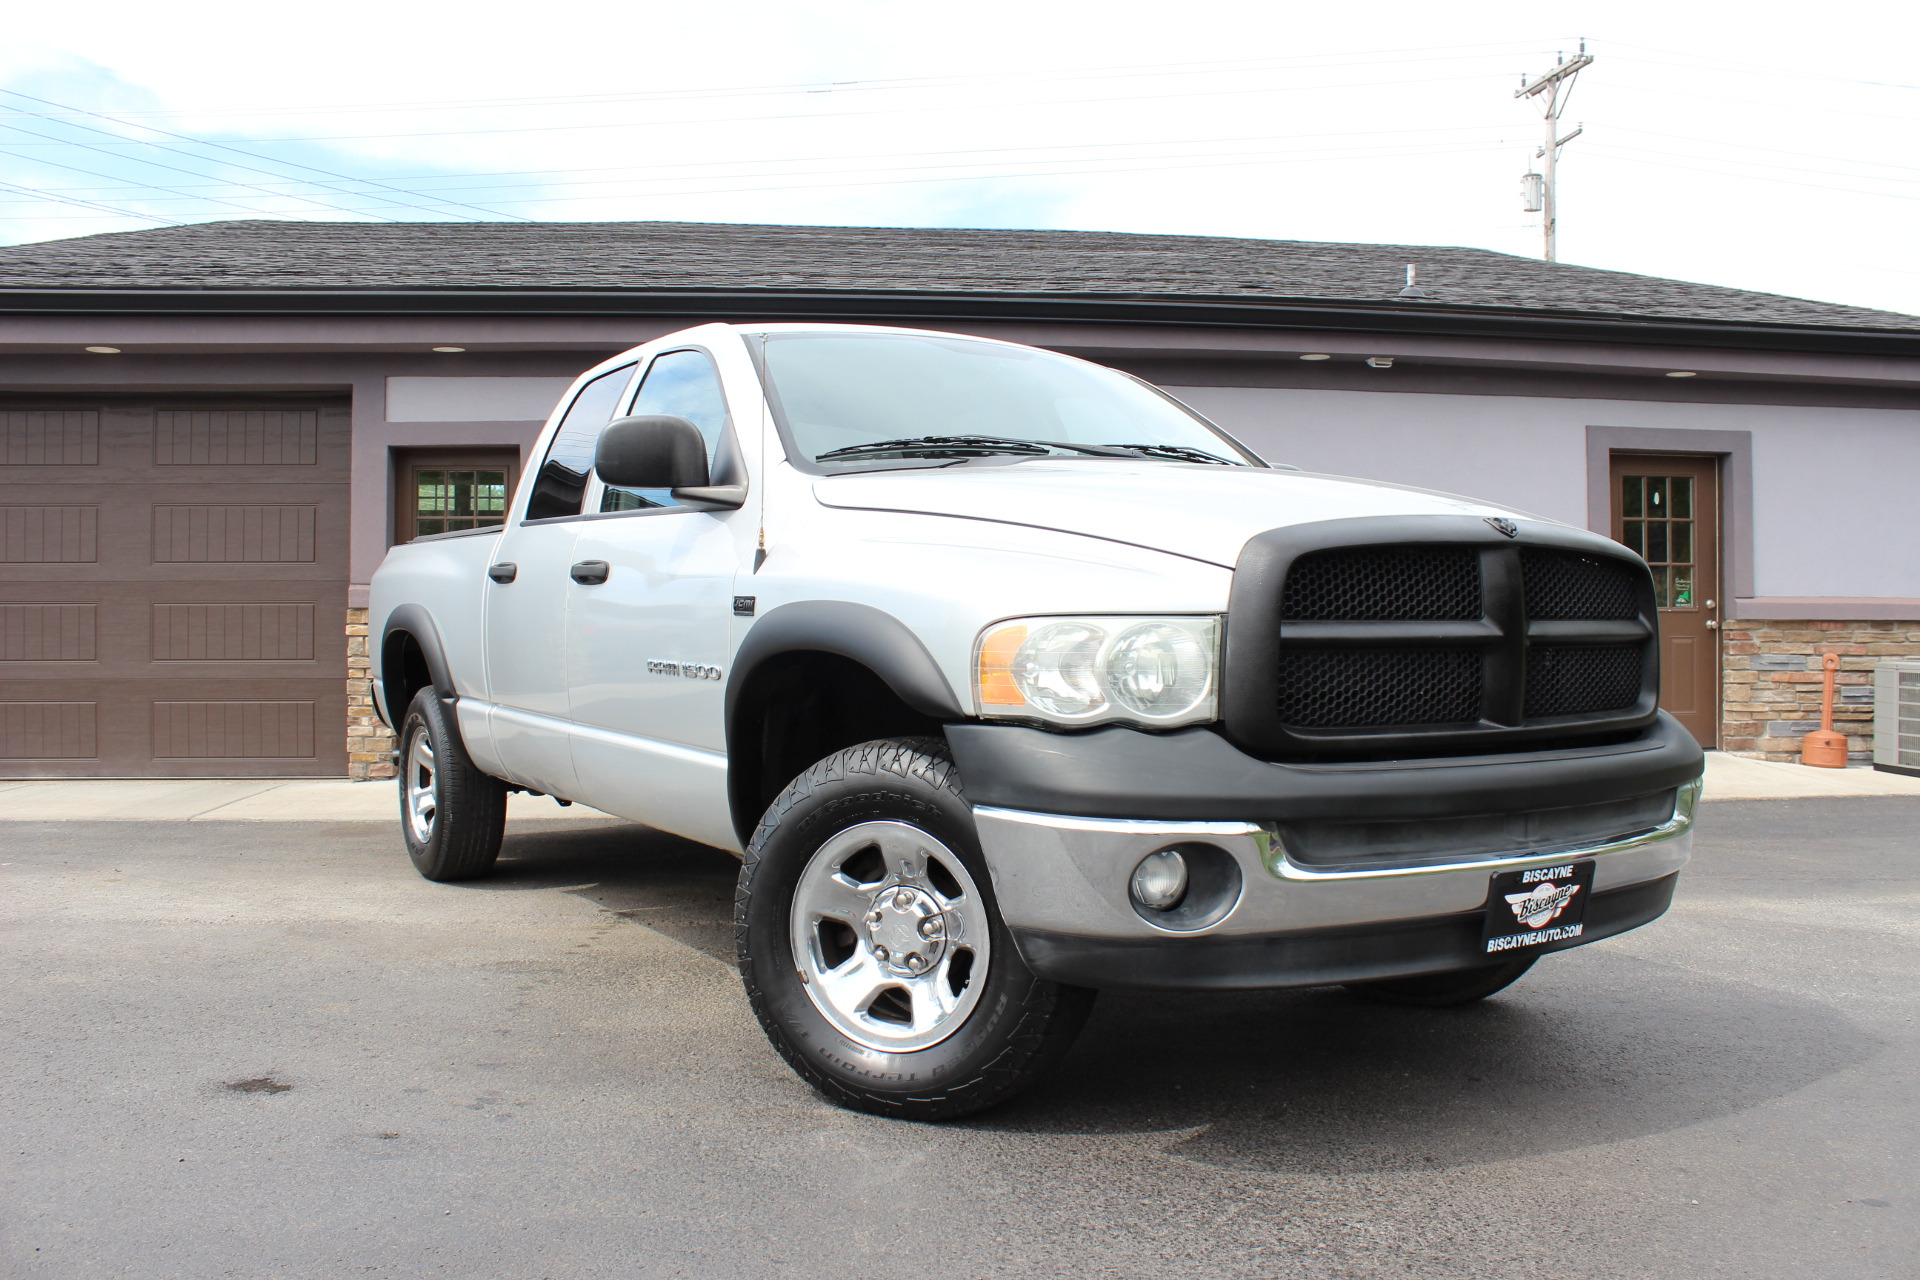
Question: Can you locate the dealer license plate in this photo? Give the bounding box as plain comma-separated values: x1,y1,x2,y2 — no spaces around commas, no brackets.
1482,860,1596,955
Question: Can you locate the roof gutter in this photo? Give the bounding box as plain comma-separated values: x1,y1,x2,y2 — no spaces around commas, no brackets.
2,286,1918,357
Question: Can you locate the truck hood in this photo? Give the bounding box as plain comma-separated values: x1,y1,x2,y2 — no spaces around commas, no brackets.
812,460,1537,568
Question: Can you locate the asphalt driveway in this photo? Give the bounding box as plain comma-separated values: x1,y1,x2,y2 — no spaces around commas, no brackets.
5,798,1916,1279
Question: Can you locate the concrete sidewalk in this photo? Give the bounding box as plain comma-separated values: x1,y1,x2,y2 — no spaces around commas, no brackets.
1698,752,1920,800
0,778,616,822
1,752,1915,822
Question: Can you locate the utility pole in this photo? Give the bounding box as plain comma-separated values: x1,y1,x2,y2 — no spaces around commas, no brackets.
1516,41,1591,262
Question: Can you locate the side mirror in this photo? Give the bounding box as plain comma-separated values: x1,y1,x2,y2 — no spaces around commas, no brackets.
595,415,709,490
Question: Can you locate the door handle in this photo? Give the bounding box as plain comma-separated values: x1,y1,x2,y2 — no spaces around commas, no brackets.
570,560,611,585
488,562,517,584
1705,620,1719,629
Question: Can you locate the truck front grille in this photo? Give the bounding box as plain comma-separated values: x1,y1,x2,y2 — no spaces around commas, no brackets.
1524,644,1645,717
1280,547,1481,621
1521,548,1640,620
1267,540,1655,742
1276,647,1482,728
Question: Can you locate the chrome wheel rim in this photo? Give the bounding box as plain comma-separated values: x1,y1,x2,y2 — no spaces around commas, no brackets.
404,728,437,845
788,821,991,1053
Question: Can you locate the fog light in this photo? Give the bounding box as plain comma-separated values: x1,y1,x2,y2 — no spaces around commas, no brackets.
1130,849,1189,911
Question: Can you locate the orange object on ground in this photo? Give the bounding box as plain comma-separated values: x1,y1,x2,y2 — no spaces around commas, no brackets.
1800,652,1849,768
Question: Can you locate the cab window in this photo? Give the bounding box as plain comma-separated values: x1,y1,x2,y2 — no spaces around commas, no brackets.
600,350,730,512
524,364,635,521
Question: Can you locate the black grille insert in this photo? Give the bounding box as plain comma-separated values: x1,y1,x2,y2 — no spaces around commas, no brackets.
1522,548,1639,620
1525,645,1644,717
1277,648,1482,728
1281,548,1480,621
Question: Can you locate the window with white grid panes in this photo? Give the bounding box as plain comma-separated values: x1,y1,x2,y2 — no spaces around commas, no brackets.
412,468,509,537
1618,473,1696,608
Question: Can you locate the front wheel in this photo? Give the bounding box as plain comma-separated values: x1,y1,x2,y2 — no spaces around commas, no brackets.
736,738,1094,1120
398,688,507,882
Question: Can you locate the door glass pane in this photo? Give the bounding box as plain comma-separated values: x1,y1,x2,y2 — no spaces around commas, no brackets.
1621,477,1643,519
1650,566,1669,608
1621,520,1644,555
528,364,636,521
1647,477,1668,513
1670,476,1692,519
1672,521,1692,565
1647,521,1668,563
1671,567,1694,606
600,349,733,512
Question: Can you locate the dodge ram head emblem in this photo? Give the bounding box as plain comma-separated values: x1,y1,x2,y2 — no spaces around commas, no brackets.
1485,516,1519,538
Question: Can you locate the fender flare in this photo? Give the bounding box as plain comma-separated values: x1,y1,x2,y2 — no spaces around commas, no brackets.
724,601,966,840
725,600,965,727
379,604,459,731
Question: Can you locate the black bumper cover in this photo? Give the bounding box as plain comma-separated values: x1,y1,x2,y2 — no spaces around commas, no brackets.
944,711,1703,824
1014,872,1678,990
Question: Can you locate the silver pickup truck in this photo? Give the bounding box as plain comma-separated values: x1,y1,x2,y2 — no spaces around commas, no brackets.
370,322,1704,1119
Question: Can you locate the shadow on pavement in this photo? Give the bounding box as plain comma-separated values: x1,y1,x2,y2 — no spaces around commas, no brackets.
461,821,1885,1174
978,969,1882,1173
480,821,740,965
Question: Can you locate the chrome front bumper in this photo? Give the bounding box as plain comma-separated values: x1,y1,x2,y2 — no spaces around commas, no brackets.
974,777,1700,946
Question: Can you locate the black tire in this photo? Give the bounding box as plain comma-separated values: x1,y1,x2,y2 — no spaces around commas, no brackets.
1345,956,1538,1008
397,688,507,882
736,737,1095,1121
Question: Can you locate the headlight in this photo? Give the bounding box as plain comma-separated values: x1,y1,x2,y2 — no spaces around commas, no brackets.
973,615,1220,728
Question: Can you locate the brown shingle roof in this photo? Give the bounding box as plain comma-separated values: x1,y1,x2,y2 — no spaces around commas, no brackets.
3,219,1915,332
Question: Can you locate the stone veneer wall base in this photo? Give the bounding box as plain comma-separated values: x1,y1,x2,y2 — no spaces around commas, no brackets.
1722,619,1920,763
346,607,398,781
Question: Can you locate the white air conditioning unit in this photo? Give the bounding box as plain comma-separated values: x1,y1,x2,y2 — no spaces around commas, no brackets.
1874,660,1920,778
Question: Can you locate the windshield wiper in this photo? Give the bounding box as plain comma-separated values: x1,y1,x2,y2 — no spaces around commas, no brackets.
815,434,1054,461
1101,443,1237,465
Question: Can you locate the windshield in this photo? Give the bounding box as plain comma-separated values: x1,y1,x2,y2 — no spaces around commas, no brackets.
758,332,1259,469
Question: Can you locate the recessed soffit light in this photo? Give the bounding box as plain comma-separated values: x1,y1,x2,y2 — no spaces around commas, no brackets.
1298,353,1332,361
85,346,120,354
1666,370,1697,378
432,346,466,353
1365,356,1395,369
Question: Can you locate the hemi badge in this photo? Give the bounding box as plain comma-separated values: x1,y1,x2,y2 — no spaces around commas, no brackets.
733,595,757,616
1485,517,1519,538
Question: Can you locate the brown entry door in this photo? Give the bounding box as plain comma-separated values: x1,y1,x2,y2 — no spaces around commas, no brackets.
1611,454,1721,746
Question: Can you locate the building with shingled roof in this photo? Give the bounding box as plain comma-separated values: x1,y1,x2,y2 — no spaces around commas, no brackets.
2,219,1916,777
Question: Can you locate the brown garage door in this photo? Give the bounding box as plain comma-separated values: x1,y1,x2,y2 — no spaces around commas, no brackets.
1,399,349,777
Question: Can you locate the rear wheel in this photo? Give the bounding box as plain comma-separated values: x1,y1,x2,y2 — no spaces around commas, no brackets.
1345,956,1537,1007
736,737,1094,1120
398,688,507,882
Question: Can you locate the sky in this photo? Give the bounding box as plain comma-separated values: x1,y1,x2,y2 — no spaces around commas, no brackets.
3,0,1917,317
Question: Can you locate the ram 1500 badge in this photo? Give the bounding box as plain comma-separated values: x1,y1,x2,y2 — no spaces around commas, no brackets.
370,322,1704,1120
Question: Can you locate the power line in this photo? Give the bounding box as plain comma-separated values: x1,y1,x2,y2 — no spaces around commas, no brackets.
19,122,1522,201
0,118,397,221
0,71,1533,150
1580,144,1920,202
0,178,174,225
7,39,1579,123
0,89,527,223
0,143,303,221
